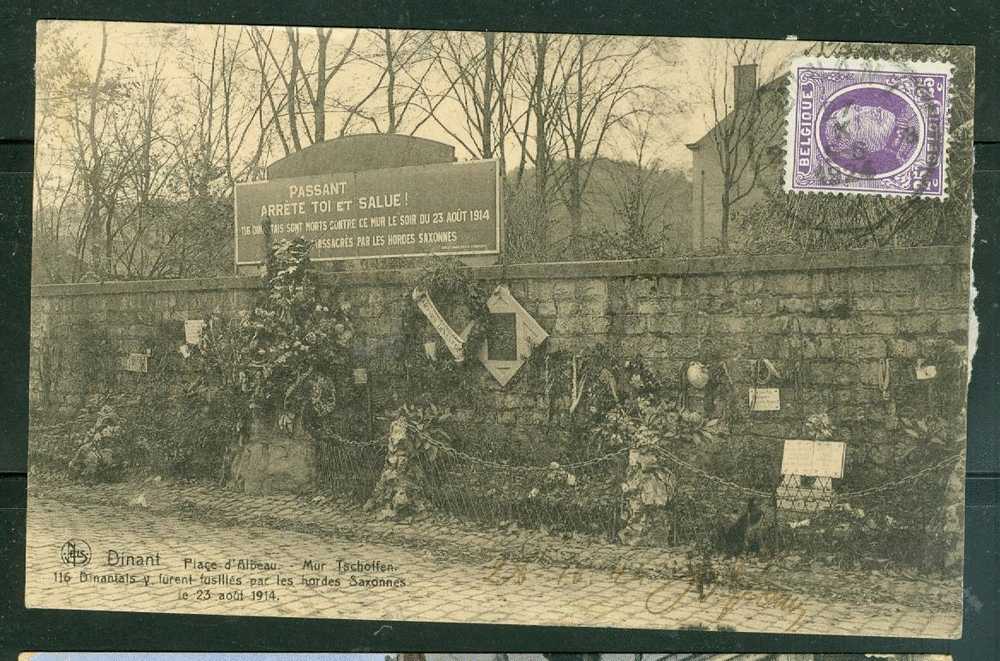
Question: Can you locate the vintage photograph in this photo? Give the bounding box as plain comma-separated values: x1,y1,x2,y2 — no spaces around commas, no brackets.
25,20,973,637
16,654,959,661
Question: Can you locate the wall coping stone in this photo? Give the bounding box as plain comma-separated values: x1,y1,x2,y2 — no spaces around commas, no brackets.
31,245,969,298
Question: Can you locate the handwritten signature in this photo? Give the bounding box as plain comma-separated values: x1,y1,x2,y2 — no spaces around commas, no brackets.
484,555,809,632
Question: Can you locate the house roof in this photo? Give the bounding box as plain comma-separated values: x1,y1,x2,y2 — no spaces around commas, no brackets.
686,73,789,151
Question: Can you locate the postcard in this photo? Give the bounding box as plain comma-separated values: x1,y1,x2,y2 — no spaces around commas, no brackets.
26,20,973,637
18,653,956,661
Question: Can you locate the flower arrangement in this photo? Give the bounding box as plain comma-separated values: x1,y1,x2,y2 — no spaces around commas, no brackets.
198,238,356,432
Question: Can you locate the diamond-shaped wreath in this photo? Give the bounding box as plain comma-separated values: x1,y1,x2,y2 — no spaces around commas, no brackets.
477,285,549,386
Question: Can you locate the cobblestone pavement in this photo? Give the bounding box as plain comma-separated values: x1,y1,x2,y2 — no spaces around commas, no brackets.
25,497,960,637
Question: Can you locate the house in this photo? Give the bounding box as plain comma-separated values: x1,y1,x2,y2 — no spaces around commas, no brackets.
686,64,787,252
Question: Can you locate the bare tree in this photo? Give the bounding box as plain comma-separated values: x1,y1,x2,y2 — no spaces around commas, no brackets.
250,26,361,152
600,111,675,255
552,34,652,252
701,39,784,253
340,29,436,135
425,31,528,167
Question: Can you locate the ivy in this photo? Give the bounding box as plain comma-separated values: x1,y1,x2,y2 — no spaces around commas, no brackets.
398,257,493,406
195,237,357,433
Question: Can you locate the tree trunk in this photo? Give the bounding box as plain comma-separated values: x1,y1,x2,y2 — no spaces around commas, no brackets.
386,30,398,134
533,33,549,201
481,31,495,158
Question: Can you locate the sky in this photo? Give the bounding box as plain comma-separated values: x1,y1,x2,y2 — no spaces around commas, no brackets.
35,20,812,174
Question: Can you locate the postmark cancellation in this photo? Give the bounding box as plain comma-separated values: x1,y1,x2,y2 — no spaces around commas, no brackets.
784,57,953,199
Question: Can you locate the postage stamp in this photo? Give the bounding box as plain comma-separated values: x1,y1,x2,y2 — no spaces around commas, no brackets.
784,57,953,198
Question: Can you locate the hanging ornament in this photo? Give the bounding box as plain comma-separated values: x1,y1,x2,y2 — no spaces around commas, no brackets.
686,361,710,389
878,358,891,400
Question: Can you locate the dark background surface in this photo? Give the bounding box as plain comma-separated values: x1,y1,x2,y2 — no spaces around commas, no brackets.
1,0,998,658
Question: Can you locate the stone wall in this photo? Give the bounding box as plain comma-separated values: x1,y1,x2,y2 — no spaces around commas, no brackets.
30,246,970,440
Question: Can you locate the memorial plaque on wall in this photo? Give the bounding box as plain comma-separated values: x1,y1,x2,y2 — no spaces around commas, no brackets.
234,159,501,264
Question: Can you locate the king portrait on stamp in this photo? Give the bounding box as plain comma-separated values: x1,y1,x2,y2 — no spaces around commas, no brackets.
784,57,952,198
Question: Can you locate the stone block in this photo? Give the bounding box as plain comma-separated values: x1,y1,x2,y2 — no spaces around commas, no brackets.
655,276,683,297
529,280,557,301
844,336,888,359
937,313,968,335
915,293,963,311
859,360,884,386
777,298,814,314
853,295,885,312
551,280,575,301
692,274,728,295
885,294,921,311
506,281,530,301
575,280,608,301
646,313,684,336
898,315,939,336
532,299,557,316
230,421,316,495
809,272,829,293
826,271,854,292
660,335,700,359
854,315,897,335
635,299,670,315
567,297,608,318
732,274,764,295
800,336,843,360
870,268,925,293
816,296,851,317
622,313,646,336
625,278,657,302
711,315,750,335
765,272,812,296
738,297,777,315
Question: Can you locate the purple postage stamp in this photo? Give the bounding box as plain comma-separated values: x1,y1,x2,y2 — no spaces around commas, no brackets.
784,57,952,199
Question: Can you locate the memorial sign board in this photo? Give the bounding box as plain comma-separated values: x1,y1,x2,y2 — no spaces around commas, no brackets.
234,159,500,264
780,439,847,478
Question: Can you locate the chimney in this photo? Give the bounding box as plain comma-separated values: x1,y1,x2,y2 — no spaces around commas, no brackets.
734,63,758,109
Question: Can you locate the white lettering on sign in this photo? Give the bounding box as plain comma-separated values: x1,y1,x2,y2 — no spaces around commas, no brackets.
749,387,781,411
184,320,206,346
781,440,846,478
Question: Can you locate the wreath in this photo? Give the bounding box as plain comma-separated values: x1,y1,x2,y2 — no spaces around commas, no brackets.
401,258,492,373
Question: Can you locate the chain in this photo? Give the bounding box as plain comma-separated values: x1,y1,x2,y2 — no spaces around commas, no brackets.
427,438,628,473
834,450,964,501
654,445,771,498
327,434,385,449
654,445,963,503
337,428,963,499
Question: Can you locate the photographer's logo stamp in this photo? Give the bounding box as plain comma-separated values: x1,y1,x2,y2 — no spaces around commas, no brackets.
785,57,952,198
60,539,91,567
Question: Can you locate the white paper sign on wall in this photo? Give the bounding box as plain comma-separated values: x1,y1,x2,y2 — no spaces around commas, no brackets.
184,319,206,346
749,387,781,411
122,353,149,373
780,439,847,478
915,360,938,380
